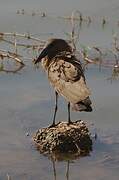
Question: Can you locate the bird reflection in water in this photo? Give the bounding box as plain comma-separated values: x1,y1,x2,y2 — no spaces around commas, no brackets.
49,149,92,180
51,156,70,180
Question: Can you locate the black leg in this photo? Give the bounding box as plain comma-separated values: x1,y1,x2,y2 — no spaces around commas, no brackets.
66,160,70,180
50,91,58,127
68,102,72,124
52,157,57,180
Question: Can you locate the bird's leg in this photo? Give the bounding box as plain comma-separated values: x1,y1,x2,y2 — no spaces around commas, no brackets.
68,102,72,124
50,91,58,127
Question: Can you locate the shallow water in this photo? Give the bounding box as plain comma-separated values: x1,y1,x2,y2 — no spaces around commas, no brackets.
0,0,119,179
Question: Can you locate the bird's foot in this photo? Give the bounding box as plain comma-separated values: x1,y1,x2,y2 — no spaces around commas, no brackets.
48,123,56,128
67,120,73,126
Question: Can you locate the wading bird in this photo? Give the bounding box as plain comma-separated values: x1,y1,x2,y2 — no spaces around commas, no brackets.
34,39,92,127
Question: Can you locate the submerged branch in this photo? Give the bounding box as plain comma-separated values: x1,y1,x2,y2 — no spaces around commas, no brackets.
1,38,44,50
0,32,45,43
0,63,25,74
0,51,24,65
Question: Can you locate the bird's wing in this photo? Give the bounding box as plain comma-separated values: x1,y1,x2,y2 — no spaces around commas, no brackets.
48,57,91,103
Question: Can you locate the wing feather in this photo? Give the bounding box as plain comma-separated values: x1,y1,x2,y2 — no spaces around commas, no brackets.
48,58,91,103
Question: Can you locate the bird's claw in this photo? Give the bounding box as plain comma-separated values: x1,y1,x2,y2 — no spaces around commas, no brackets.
67,121,73,126
48,123,56,128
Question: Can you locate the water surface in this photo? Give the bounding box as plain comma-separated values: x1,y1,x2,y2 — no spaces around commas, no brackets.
0,0,119,179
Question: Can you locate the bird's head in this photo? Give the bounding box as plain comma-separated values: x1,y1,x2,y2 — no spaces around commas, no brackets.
34,38,72,64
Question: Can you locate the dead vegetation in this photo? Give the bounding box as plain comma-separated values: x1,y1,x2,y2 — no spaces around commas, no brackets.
0,11,119,79
0,32,45,73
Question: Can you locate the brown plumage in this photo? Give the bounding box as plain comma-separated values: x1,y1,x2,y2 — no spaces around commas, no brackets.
34,39,92,126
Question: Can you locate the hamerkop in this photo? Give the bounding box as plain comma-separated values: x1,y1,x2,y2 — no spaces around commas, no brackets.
34,39,92,127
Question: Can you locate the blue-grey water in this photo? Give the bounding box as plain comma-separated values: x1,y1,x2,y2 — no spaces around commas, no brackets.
0,0,119,179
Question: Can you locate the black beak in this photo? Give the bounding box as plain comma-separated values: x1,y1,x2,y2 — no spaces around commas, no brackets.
34,47,49,64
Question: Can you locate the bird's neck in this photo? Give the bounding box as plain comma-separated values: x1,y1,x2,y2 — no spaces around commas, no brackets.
41,57,52,70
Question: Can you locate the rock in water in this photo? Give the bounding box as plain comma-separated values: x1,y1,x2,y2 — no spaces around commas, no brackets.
33,120,92,158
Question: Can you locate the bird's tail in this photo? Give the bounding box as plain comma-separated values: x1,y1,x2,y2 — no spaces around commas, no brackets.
72,96,92,112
